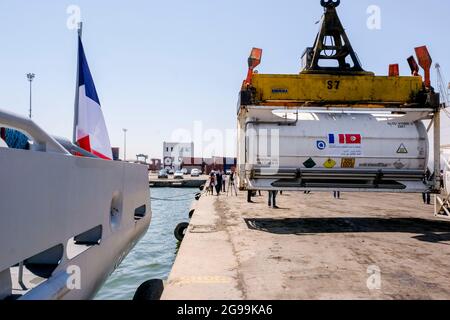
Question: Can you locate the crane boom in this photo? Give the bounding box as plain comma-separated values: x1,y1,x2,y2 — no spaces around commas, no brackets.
436,63,449,108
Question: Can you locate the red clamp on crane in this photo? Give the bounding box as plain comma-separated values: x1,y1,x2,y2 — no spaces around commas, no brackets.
389,64,399,77
407,56,420,76
244,48,263,86
414,46,432,88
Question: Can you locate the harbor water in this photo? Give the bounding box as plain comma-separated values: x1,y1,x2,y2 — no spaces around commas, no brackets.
95,188,197,300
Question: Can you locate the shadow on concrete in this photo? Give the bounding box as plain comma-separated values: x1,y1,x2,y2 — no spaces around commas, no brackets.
244,217,450,244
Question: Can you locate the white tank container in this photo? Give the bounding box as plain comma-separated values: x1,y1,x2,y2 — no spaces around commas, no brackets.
247,112,429,172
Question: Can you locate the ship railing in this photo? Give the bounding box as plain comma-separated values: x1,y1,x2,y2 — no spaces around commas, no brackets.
0,108,70,155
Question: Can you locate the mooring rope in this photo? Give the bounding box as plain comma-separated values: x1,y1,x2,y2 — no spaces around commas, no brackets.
150,197,195,202
155,191,198,199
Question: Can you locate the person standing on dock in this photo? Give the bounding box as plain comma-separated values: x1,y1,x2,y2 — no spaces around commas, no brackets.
268,191,279,209
208,171,216,196
228,169,238,196
247,191,253,203
222,171,227,192
215,171,223,196
422,169,432,205
333,191,341,199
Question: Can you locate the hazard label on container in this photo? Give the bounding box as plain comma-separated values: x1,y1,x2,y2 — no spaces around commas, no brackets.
341,158,356,168
324,159,337,169
397,144,408,154
303,158,317,169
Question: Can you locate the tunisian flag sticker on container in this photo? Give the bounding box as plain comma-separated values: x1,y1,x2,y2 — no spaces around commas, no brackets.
339,134,362,144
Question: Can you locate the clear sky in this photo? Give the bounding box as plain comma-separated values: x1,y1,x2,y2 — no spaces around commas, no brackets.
0,0,449,159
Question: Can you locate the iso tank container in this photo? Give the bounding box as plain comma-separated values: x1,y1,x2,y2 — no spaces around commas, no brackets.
246,112,429,172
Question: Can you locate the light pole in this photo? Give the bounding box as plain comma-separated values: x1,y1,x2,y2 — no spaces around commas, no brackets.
123,128,128,161
27,73,35,118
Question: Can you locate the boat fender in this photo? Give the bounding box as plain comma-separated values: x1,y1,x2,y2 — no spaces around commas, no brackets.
189,209,195,219
195,193,201,201
199,184,205,191
133,279,164,300
174,222,189,242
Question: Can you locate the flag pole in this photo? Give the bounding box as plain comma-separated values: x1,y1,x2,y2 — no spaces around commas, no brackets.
73,22,83,144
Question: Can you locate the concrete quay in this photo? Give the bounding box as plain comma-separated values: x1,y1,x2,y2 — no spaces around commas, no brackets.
162,191,450,300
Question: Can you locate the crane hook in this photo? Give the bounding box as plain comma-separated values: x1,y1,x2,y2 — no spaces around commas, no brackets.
320,0,340,8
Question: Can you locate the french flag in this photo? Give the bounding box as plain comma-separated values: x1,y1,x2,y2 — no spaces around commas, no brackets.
329,134,361,144
75,36,112,160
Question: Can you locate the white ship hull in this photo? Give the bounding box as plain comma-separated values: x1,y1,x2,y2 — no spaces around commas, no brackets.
0,109,151,300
